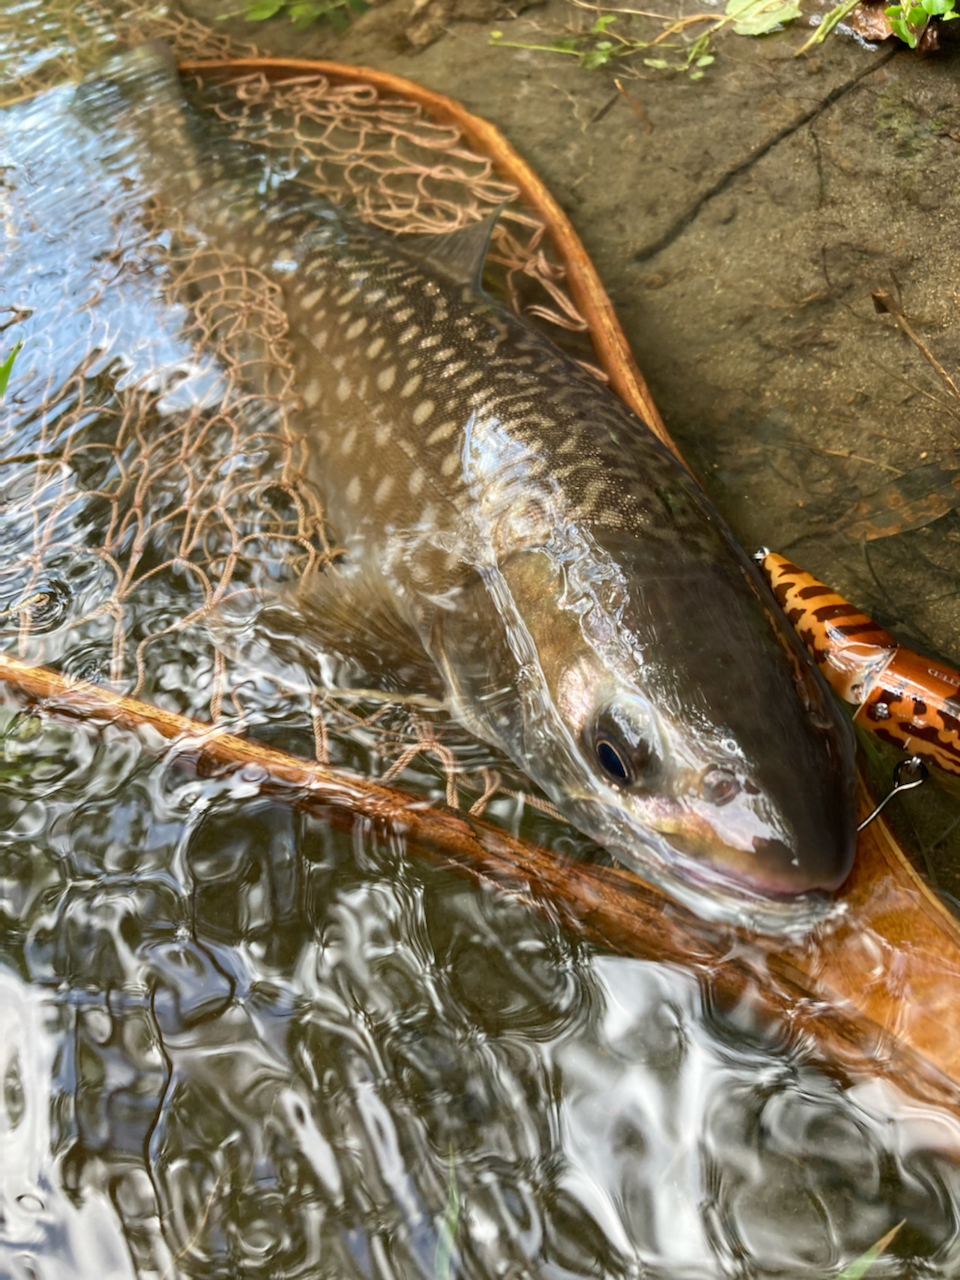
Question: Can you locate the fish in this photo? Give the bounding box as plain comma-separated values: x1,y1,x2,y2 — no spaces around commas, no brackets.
73,42,857,930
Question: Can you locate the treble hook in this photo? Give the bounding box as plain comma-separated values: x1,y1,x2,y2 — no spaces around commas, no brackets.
857,755,929,832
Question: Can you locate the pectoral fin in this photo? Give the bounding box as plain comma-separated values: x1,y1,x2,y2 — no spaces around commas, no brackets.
291,567,444,694
210,568,445,700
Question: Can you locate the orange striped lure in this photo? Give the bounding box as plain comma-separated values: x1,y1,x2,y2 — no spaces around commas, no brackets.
761,552,960,778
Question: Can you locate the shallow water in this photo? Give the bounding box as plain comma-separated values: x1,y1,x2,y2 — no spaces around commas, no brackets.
4,4,960,1278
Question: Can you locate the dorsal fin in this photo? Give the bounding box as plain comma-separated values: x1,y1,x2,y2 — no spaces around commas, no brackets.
402,206,504,289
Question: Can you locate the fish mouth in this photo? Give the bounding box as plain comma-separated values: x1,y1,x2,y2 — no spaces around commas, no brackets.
622,829,844,935
559,793,850,935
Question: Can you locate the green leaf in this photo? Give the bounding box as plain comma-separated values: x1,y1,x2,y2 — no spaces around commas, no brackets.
643,56,672,67
835,1222,905,1280
243,0,285,18
433,1148,461,1280
696,52,715,63
591,14,618,32
885,10,920,41
0,340,21,399
726,0,800,35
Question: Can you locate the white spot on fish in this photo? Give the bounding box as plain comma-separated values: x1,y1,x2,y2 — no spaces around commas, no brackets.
377,366,396,392
458,370,483,389
409,468,425,497
215,207,231,227
338,287,360,305
398,325,419,345
332,354,346,372
303,379,321,408
375,423,391,447
341,427,358,455
367,336,386,359
441,451,460,477
346,477,362,504
394,308,414,323
365,289,386,304
400,375,422,398
188,173,202,192
239,206,259,223
337,376,352,402
412,399,435,426
426,420,457,446
311,330,328,353
302,287,326,309
554,463,581,481
374,476,394,505
276,227,295,243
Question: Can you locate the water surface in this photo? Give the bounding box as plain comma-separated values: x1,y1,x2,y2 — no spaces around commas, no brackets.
3,5,960,1277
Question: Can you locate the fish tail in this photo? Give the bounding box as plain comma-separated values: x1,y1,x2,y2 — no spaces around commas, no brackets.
73,41,208,209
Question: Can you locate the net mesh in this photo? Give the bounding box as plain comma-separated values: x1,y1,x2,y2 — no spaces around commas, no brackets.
1,0,595,824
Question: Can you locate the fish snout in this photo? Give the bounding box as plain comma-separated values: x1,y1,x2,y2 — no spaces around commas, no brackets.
748,831,855,897
682,763,857,900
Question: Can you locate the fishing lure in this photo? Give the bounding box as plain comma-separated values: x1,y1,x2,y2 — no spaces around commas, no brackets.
761,552,960,778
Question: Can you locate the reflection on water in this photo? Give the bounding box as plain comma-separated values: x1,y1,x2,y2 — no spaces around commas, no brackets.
4,4,960,1278
4,706,960,1279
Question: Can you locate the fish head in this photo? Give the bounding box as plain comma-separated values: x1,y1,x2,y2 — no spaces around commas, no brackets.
434,536,857,931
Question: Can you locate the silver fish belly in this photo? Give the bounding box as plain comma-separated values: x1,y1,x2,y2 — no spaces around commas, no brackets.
77,44,857,930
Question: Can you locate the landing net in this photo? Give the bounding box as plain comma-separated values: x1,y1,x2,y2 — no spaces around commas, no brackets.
1,1,598,823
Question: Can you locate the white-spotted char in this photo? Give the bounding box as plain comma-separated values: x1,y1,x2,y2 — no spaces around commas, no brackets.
77,43,857,930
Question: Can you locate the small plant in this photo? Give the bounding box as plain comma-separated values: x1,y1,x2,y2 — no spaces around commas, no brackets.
884,0,958,45
835,1220,905,1280
433,1147,461,1280
221,0,369,33
0,339,21,400
641,32,714,78
491,0,800,82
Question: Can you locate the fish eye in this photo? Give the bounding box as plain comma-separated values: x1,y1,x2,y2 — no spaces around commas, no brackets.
595,735,632,783
588,704,657,788
702,765,740,806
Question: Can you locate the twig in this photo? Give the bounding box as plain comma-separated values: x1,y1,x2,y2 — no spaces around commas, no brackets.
872,287,960,404
794,0,862,54
614,78,653,133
